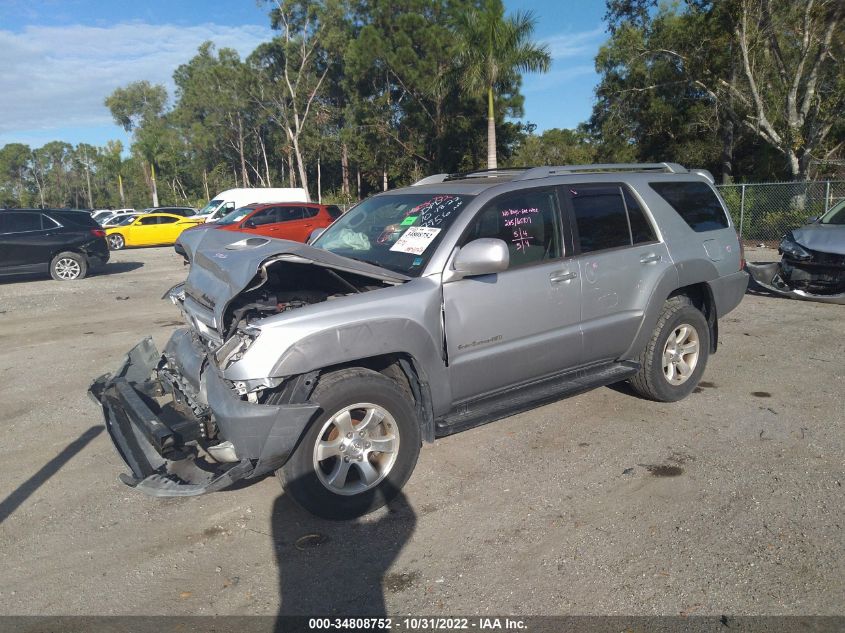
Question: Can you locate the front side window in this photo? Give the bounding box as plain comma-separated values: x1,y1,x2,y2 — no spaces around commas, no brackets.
314,192,473,276
217,206,255,225
463,189,562,268
248,208,278,226
650,181,729,232
138,216,158,226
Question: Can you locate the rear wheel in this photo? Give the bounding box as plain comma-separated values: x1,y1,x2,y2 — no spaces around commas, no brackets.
107,234,125,250
50,251,87,281
629,296,710,402
277,367,421,520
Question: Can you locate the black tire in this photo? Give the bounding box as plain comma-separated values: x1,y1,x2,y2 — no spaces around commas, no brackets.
276,367,421,520
107,234,125,250
49,251,88,281
628,296,710,402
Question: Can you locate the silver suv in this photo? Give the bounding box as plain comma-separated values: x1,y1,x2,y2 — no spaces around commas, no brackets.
90,163,749,519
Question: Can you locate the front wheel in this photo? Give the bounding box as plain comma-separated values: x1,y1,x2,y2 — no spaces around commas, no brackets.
107,234,125,250
277,368,421,520
628,296,710,402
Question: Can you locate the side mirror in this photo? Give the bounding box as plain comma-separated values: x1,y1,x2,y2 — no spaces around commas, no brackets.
307,228,326,244
450,238,509,279
807,215,819,224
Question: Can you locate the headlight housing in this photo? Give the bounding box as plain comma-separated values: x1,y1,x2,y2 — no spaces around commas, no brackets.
779,235,811,261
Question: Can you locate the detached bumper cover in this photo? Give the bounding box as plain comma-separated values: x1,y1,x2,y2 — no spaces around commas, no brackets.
89,333,319,497
747,262,845,305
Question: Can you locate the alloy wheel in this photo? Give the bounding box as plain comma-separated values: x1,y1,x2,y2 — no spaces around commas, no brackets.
662,323,700,385
312,403,400,496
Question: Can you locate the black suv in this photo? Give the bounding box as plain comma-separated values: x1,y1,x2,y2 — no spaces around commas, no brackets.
0,209,110,281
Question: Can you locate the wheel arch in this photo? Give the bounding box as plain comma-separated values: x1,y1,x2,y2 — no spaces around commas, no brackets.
305,353,436,443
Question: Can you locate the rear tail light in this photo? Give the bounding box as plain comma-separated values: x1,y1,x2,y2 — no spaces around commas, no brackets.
91,228,106,238
737,231,745,270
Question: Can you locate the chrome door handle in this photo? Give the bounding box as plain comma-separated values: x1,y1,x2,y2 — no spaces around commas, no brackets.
640,253,662,264
550,271,577,283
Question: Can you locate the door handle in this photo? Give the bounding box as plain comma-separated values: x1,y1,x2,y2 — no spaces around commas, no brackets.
640,253,662,264
550,270,577,283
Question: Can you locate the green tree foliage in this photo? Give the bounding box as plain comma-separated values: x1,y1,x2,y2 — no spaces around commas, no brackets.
1,0,547,208
593,0,845,182
506,127,597,167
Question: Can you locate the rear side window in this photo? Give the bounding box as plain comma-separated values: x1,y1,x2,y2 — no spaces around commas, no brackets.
0,212,42,233
303,206,319,219
624,190,657,244
50,211,98,228
157,216,178,224
569,186,631,253
650,181,729,232
327,205,343,219
278,206,305,222
138,216,159,225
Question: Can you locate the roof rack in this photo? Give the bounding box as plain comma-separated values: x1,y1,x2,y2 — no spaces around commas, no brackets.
515,162,688,181
411,167,532,186
411,163,689,187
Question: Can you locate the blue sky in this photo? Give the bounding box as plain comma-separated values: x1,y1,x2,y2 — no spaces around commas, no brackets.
0,0,608,149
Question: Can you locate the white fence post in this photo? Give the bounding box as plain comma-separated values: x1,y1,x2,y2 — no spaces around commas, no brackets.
824,181,831,215
739,184,746,240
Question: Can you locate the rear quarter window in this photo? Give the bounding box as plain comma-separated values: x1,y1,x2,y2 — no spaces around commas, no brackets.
327,205,343,219
49,211,99,228
649,181,729,232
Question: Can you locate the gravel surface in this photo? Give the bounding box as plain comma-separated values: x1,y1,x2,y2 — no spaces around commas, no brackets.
0,246,842,616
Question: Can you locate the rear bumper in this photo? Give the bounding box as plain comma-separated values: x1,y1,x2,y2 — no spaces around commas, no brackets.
746,262,845,305
89,332,318,497
708,270,749,317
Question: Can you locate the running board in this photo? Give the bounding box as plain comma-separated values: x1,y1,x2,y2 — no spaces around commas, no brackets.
435,361,640,436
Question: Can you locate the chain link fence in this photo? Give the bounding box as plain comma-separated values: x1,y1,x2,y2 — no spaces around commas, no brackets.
717,180,845,246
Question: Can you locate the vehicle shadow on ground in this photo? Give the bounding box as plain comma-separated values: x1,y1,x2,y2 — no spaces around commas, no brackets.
0,425,103,524
272,483,416,622
95,262,145,276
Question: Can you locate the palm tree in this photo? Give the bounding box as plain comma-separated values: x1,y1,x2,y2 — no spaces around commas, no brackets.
455,0,551,170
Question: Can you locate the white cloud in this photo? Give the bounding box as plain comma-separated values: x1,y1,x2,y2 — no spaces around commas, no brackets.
0,22,273,136
542,25,606,60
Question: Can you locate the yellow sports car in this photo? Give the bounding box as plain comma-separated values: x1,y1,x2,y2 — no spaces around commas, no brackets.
105,213,205,250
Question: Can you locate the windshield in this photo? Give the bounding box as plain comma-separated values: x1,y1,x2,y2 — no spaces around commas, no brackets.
198,199,223,216
217,206,256,225
313,192,472,276
819,199,845,225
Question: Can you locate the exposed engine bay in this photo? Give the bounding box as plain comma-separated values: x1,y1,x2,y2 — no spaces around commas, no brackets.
220,260,389,339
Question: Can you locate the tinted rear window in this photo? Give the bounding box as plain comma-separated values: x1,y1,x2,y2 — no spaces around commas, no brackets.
327,205,343,219
49,211,99,228
650,181,729,232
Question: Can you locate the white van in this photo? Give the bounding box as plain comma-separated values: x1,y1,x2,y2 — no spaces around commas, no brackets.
197,188,309,223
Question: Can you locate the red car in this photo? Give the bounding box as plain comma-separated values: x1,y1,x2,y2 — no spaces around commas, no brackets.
209,202,342,242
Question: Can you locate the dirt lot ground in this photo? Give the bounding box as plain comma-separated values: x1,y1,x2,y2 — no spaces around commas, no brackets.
0,246,842,616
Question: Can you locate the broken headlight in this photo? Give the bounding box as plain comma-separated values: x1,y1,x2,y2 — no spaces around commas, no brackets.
779,235,812,261
215,325,261,370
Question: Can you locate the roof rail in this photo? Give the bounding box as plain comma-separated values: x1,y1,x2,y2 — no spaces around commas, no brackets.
411,173,450,186
515,162,688,181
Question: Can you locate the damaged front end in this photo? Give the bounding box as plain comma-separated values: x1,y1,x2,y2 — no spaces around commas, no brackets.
91,230,408,496
89,333,319,496
746,230,845,305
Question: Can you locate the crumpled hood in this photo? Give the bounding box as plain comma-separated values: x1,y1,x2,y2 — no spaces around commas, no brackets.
791,224,845,256
177,229,410,332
